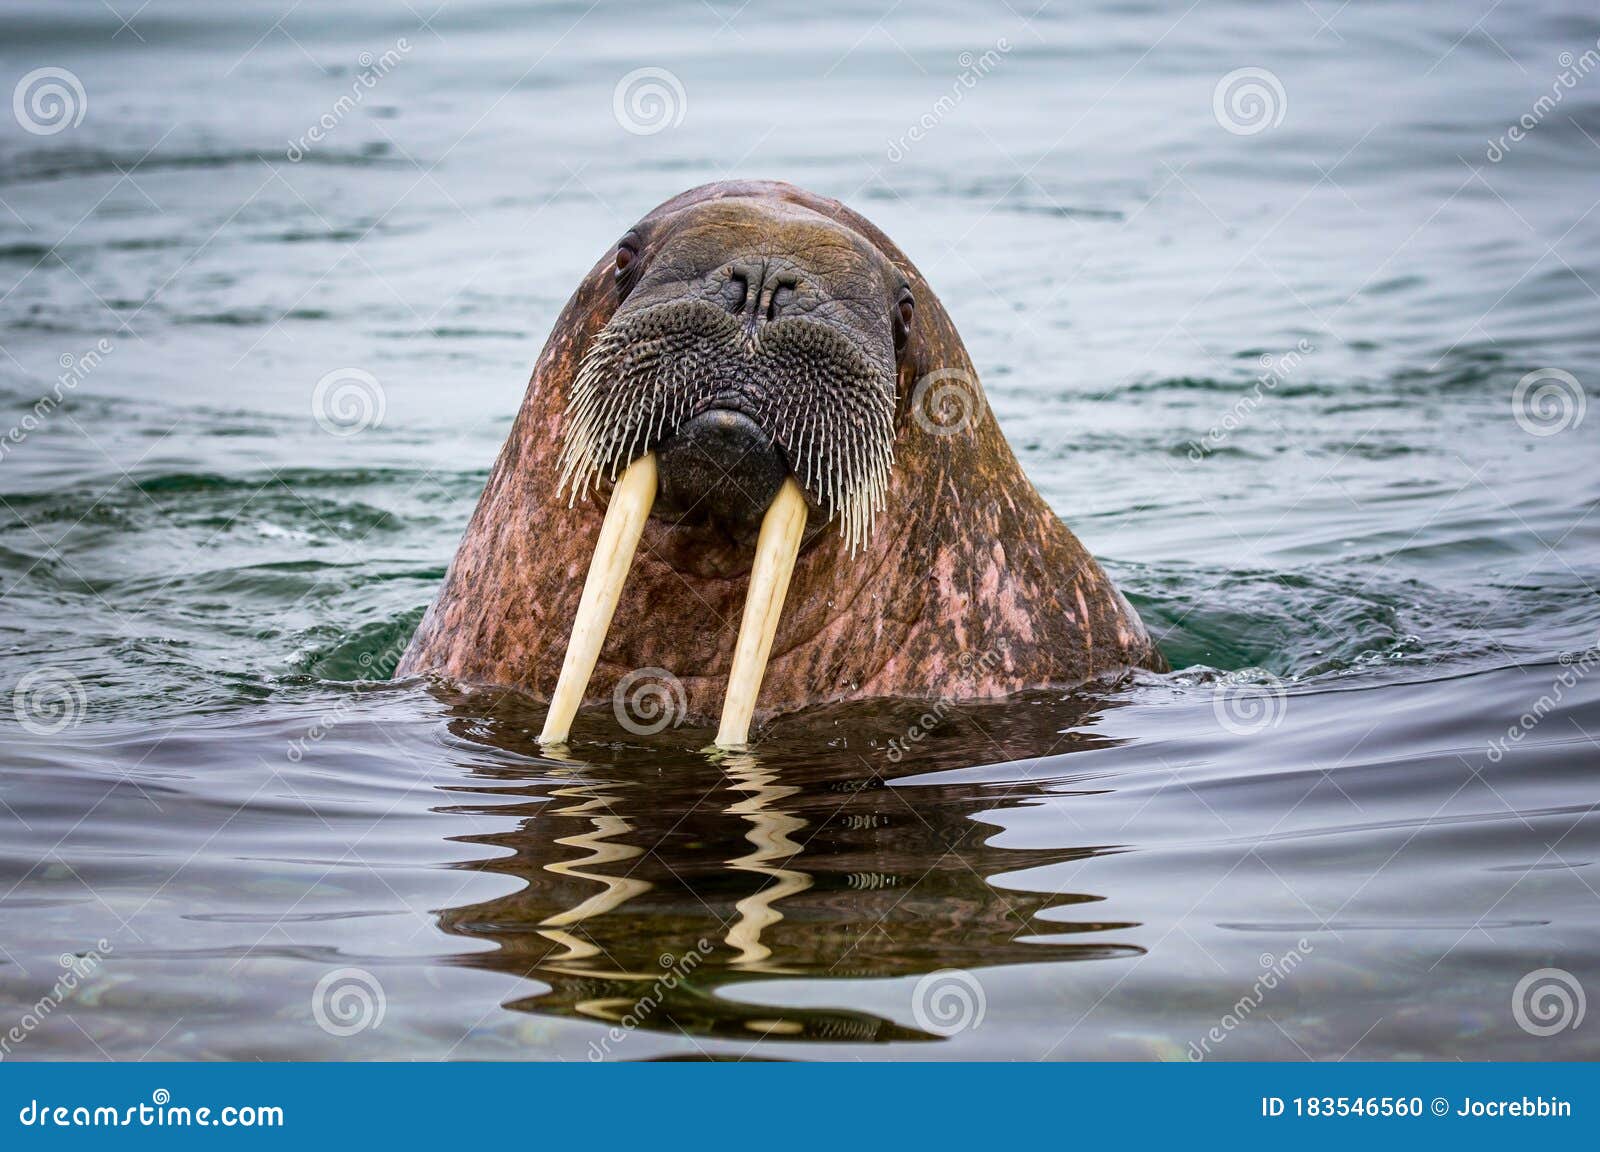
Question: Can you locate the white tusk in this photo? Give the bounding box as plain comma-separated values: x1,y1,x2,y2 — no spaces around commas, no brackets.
538,453,658,745
715,477,807,748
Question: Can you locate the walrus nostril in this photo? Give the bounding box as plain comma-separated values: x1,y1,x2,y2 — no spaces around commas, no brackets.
716,262,801,329
656,409,789,528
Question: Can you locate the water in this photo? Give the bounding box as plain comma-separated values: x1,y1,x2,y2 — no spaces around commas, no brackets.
2,0,1597,1060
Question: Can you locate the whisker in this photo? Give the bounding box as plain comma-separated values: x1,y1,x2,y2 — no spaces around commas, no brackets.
559,301,896,552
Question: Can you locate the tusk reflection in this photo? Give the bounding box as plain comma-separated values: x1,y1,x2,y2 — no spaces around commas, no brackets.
536,781,654,977
721,752,813,971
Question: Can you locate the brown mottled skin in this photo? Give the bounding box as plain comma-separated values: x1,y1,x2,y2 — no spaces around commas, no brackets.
397,180,1164,724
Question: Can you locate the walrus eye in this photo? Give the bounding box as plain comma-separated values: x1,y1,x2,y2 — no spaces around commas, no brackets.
614,232,642,295
893,287,915,352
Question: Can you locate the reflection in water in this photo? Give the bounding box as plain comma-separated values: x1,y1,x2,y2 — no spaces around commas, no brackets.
721,753,812,973
436,691,1144,1045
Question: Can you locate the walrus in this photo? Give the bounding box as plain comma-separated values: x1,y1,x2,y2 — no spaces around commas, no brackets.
396,180,1164,745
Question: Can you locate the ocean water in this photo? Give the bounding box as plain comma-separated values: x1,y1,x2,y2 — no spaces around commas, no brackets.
1,0,1597,1060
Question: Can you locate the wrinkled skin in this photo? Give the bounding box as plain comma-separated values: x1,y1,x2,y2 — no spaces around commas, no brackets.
397,180,1164,724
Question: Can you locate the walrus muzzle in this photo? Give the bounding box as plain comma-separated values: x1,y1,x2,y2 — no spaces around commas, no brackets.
538,292,899,748
656,408,789,531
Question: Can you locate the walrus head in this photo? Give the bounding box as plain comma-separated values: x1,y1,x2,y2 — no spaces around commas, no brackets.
559,199,910,556
397,181,1164,746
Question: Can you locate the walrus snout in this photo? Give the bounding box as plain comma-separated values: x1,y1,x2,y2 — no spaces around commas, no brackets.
656,408,790,529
